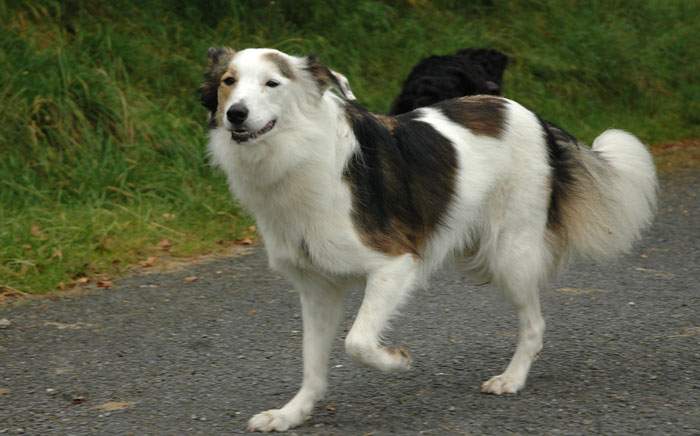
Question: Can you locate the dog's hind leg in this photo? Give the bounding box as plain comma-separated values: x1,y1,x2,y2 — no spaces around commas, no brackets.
480,233,547,395
345,253,417,371
248,269,345,432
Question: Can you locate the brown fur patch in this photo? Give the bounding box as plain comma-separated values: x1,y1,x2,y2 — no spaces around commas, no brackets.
199,47,236,126
374,114,398,132
436,95,506,138
264,52,295,79
359,218,421,256
215,66,239,125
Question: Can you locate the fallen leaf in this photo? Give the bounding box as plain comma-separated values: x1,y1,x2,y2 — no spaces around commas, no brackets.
76,277,89,285
634,267,675,279
157,239,172,251
668,326,700,338
140,256,157,267
0,318,11,329
247,225,257,233
93,401,131,411
236,237,254,245
31,224,47,239
247,308,257,316
44,321,95,330
96,280,113,289
51,248,63,259
183,276,198,283
162,213,176,220
0,388,10,396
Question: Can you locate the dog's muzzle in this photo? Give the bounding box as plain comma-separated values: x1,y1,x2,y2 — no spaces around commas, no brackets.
231,119,277,143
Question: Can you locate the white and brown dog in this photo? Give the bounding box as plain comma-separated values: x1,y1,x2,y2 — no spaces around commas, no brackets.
199,47,657,432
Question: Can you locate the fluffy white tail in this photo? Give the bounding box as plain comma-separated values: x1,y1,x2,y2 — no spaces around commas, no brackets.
559,129,658,259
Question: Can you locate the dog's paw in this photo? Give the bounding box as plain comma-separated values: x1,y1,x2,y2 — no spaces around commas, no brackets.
247,409,303,432
385,346,413,371
345,338,413,372
480,373,524,395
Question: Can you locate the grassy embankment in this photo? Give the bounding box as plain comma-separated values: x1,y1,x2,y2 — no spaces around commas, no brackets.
1,0,698,294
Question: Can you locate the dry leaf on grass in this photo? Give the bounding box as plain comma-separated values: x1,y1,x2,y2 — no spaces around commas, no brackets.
157,239,172,251
235,237,254,245
96,280,113,289
30,224,47,240
140,256,157,267
76,277,89,285
183,276,198,283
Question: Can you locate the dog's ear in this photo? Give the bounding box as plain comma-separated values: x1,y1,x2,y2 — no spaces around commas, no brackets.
485,80,501,94
207,46,236,66
304,55,353,99
330,69,356,100
305,55,333,93
199,46,236,114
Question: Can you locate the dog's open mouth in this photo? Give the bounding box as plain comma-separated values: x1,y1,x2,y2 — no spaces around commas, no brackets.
231,119,276,143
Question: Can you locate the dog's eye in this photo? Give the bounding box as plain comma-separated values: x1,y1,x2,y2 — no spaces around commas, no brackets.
222,77,236,86
266,80,280,88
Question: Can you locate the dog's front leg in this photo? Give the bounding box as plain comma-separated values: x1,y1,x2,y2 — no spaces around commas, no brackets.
248,272,344,432
345,254,418,371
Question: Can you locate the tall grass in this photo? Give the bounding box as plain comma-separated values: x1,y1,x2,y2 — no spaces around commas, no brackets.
1,0,698,293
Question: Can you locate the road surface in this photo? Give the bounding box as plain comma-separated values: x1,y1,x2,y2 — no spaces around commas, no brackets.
1,171,698,435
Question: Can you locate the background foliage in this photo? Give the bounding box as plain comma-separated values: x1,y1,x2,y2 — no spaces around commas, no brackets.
1,0,698,293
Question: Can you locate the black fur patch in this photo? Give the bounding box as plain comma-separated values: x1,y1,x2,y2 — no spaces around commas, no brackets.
343,102,458,255
436,95,507,138
389,48,509,115
538,116,581,229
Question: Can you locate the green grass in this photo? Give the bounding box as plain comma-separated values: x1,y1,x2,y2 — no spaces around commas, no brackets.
1,0,698,294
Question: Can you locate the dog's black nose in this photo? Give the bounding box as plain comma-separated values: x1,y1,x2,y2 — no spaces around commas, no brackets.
227,104,248,125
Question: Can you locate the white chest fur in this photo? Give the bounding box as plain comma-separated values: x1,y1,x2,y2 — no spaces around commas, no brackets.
207,123,385,278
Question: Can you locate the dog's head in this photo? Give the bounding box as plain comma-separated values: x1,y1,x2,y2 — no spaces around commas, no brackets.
388,48,510,115
199,47,349,144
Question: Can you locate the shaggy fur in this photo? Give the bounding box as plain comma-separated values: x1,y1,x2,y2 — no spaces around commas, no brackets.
389,48,509,115
200,48,658,432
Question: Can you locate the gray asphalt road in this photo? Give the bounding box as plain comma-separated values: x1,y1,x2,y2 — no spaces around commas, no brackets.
1,171,699,435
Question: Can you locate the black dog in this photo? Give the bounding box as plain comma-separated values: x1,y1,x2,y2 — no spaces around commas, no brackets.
388,48,509,115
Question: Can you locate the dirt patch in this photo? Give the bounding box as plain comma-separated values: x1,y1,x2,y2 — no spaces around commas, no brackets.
652,138,700,172
0,243,256,306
